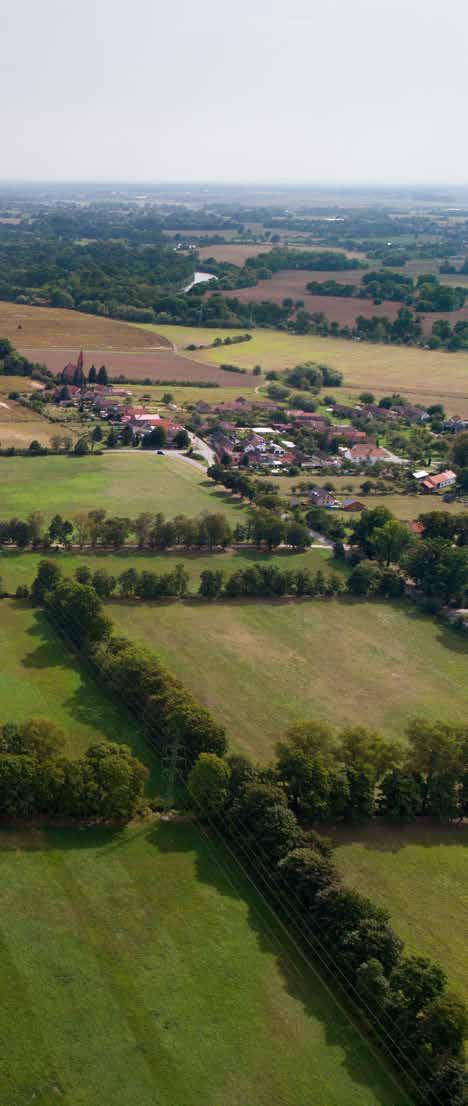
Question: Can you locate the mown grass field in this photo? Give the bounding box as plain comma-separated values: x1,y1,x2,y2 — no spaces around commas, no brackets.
0,546,333,594
0,300,167,350
333,821,468,1005
0,600,153,777
0,819,404,1106
0,453,245,522
150,324,468,413
109,598,468,761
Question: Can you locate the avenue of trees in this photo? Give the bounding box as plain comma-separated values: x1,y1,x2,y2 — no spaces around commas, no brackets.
187,719,468,1103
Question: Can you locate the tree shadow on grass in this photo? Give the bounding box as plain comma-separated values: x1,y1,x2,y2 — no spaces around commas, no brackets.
149,819,406,1105
327,816,467,853
390,598,468,656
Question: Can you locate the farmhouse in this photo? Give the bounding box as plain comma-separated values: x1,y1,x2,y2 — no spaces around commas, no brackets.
309,488,338,508
421,470,457,493
343,444,403,465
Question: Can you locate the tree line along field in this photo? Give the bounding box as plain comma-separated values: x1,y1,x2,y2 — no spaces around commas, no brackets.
151,324,468,413
217,270,468,336
0,600,404,1106
0,817,404,1106
333,821,467,1008
0,600,154,781
0,547,334,595
108,598,468,762
0,454,247,522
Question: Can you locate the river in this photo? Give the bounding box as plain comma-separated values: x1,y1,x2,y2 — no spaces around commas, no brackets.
183,270,217,293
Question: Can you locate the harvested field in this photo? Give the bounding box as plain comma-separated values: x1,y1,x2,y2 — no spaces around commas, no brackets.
152,324,468,414
0,301,169,350
227,274,468,335
19,346,252,386
198,243,274,265
0,398,59,447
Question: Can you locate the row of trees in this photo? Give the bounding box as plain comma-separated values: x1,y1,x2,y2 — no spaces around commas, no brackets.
187,733,467,1103
30,562,467,1097
0,506,312,554
0,719,147,821
0,509,234,552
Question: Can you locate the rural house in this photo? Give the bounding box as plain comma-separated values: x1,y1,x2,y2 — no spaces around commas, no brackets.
421,470,457,493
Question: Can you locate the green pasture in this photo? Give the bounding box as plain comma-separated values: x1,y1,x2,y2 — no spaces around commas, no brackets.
334,820,468,1005
0,546,333,594
109,598,468,761
0,600,153,781
0,453,245,522
0,819,405,1106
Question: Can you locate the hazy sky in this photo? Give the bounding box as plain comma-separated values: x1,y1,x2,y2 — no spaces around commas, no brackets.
2,0,467,184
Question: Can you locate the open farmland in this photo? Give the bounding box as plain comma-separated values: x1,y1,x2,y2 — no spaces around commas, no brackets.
198,242,274,265
0,300,169,350
18,345,256,387
152,324,468,413
227,272,468,335
334,821,468,1006
109,598,468,762
0,454,246,522
0,818,404,1106
0,546,333,595
0,600,152,773
0,398,58,447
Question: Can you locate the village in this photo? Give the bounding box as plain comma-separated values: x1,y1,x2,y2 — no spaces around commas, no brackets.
44,353,468,518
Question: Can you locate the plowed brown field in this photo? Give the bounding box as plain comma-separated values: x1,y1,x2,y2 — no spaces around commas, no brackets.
19,346,255,386
227,272,468,334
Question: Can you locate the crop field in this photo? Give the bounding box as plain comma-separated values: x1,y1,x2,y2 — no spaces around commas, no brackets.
18,345,254,387
0,300,168,351
0,376,45,396
152,324,468,412
109,598,468,761
198,242,274,265
0,600,153,774
0,819,404,1106
0,398,58,447
334,820,467,1005
0,546,333,595
0,453,246,522
225,274,468,335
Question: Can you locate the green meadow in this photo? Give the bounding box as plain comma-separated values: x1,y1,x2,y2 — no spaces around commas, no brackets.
0,819,405,1106
0,600,154,781
334,820,468,1006
0,545,333,594
108,597,468,761
0,453,245,522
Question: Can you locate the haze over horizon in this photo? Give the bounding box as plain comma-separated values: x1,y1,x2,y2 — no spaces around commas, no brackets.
2,0,467,185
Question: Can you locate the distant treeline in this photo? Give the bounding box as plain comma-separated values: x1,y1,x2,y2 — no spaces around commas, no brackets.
306,271,467,313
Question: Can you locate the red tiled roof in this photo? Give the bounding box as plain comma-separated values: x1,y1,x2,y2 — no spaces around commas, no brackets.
421,470,457,490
